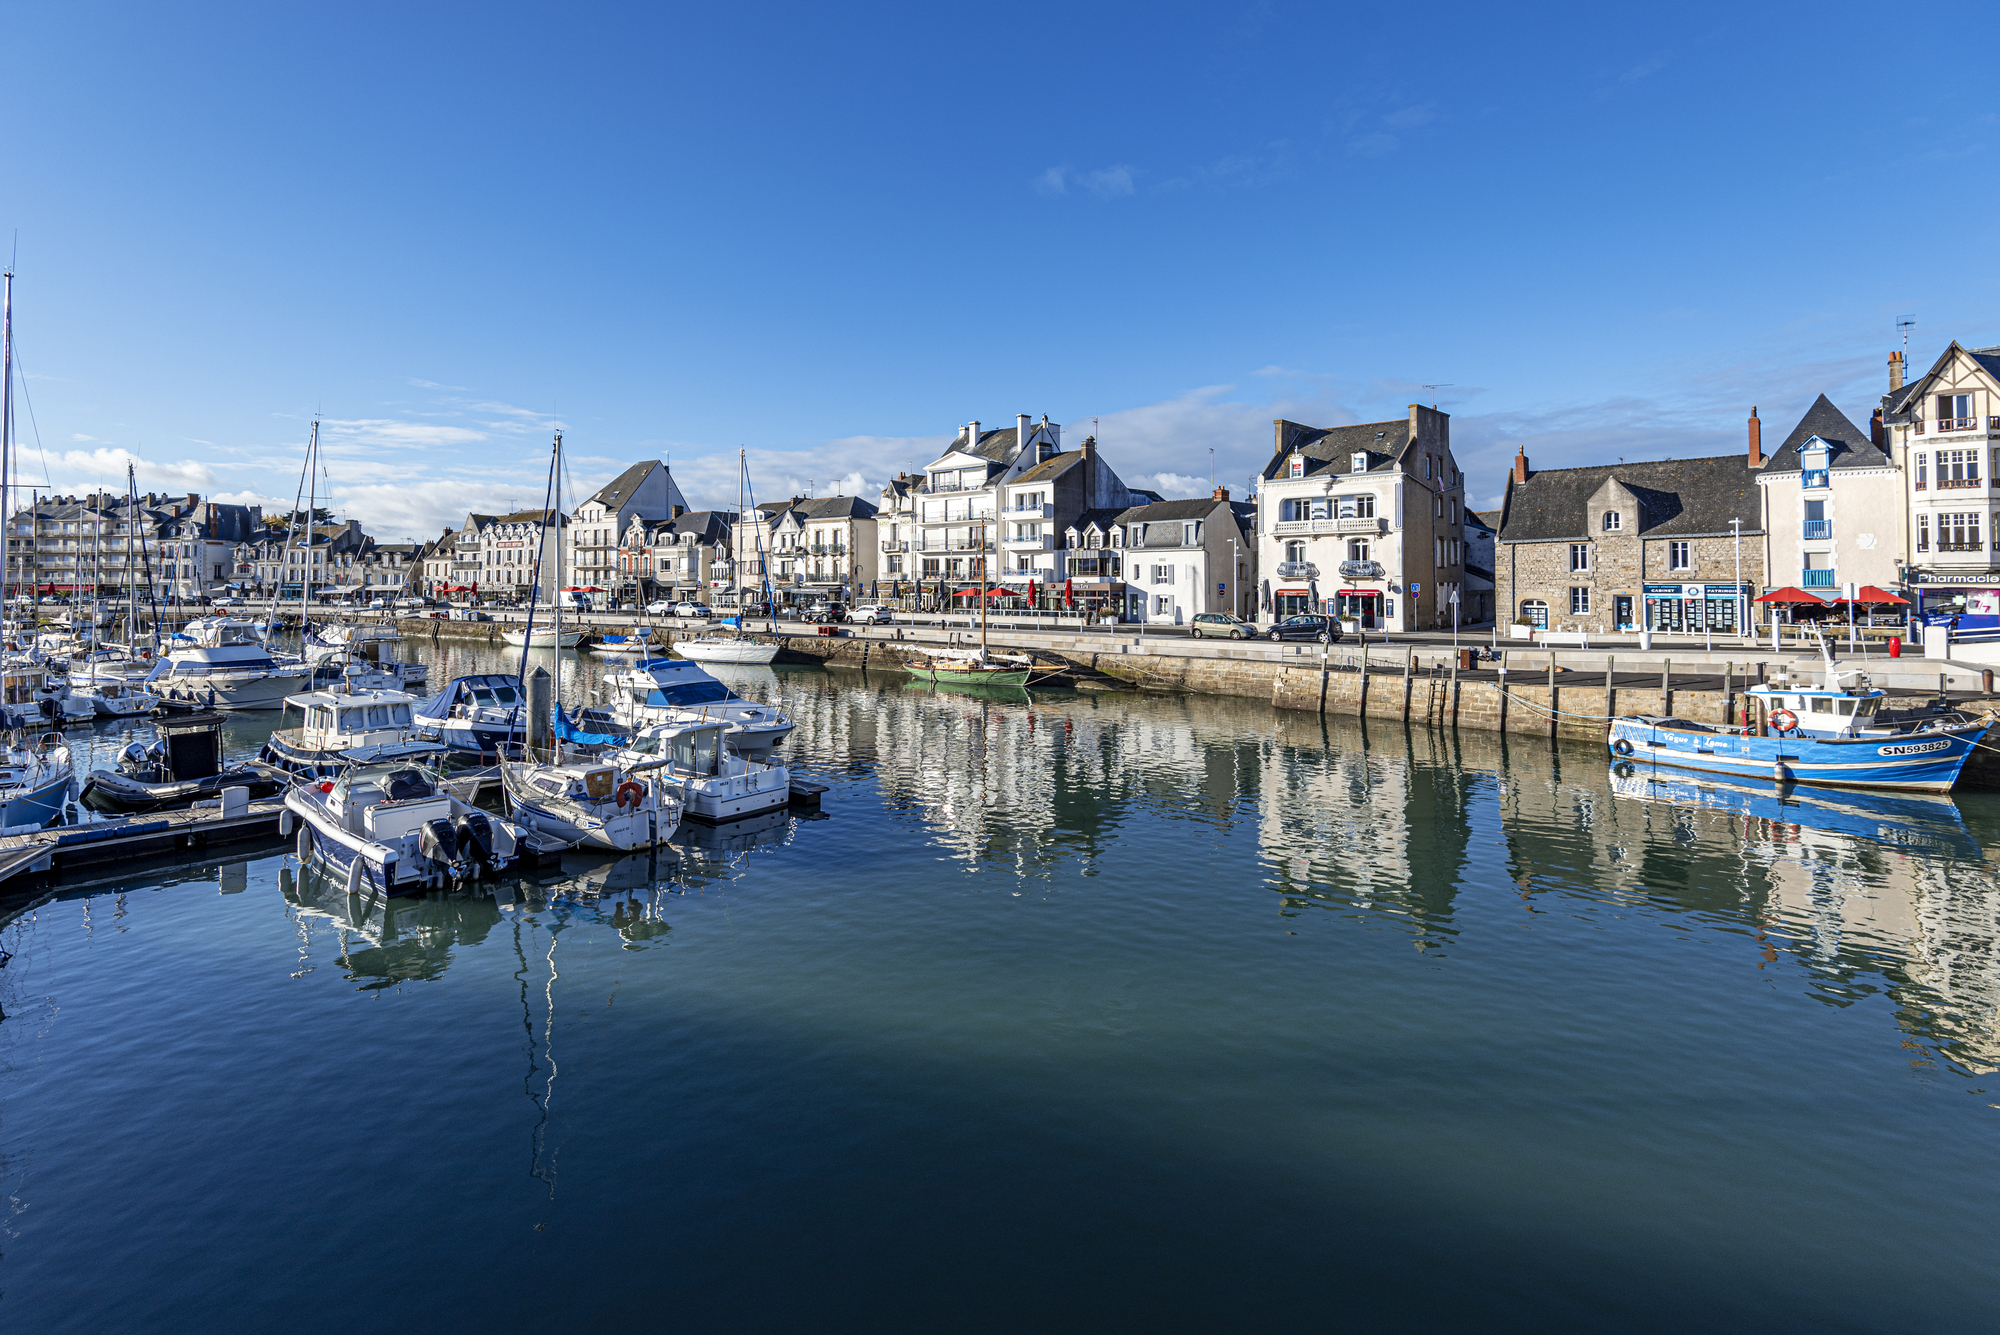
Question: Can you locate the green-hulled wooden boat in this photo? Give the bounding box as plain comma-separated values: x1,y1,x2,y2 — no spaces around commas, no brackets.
904,654,1032,686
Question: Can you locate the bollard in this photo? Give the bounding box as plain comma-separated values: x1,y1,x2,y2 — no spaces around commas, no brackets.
526,665,554,761
1890,636,1902,658
1661,658,1672,716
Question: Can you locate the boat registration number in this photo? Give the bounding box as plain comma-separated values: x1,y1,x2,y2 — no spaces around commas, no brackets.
1878,739,1952,757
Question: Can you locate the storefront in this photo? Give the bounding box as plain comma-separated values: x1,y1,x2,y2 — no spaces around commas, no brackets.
1643,583,1749,633
1272,587,1315,618
1335,589,1383,629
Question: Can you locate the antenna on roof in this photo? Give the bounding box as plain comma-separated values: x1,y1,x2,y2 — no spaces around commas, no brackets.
1421,384,1453,409
1896,315,1916,363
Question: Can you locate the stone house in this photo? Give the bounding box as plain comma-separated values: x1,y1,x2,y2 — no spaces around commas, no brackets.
1256,405,1466,632
1496,451,1764,636
1879,341,2000,622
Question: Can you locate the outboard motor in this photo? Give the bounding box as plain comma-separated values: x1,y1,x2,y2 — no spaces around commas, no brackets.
120,741,152,778
417,818,461,879
453,811,496,871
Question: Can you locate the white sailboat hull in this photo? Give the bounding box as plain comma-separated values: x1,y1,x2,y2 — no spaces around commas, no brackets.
503,628,587,649
673,638,779,665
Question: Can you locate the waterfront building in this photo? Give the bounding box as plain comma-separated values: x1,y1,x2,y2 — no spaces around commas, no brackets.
1750,396,1900,603
623,509,736,604
914,416,1064,593
1256,405,1466,631
1000,434,1152,613
729,500,797,605
1879,341,2000,621
472,509,563,604
357,542,421,597
1495,451,1764,635
1464,508,1498,627
419,527,458,594
11,492,258,601
875,474,918,591
766,496,878,605
566,461,689,602
1116,490,1257,625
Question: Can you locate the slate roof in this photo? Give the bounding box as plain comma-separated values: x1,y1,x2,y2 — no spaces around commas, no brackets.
581,461,657,511
1499,455,1762,543
489,509,560,526
1261,418,1410,480
1884,342,2000,418
926,425,1027,470
1117,498,1225,525
661,509,736,544
1469,509,1500,531
788,495,879,521
1762,395,1886,472
1010,451,1085,486
1068,507,1127,535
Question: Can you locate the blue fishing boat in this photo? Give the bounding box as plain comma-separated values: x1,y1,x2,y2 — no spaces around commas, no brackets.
1606,766,1981,861
1608,650,1989,793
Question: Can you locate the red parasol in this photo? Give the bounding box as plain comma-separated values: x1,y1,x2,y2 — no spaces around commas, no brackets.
1063,578,1073,608
1754,586,1832,604
1843,584,1909,605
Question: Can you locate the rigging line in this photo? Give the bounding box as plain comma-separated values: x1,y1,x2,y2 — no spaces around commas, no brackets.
8,346,50,485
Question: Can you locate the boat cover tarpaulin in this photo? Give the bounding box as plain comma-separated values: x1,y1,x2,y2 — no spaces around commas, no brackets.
554,706,624,748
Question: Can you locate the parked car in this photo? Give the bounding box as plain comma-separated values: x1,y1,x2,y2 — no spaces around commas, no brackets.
672,602,712,618
805,601,848,623
848,604,894,624
394,597,428,611
448,607,493,622
1192,612,1253,640
211,596,246,608
367,597,389,610
1266,614,1342,643
643,599,675,616
557,591,594,612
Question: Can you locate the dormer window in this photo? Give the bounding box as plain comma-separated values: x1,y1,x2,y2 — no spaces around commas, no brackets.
1288,454,1305,479
1603,512,1622,532
1351,452,1367,474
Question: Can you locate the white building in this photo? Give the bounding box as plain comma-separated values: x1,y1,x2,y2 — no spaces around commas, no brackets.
1116,491,1257,625
767,496,879,605
1256,406,1466,631
474,509,564,603
914,416,1063,593
1750,396,1899,601
1880,342,2000,622
568,461,689,599
999,435,1149,611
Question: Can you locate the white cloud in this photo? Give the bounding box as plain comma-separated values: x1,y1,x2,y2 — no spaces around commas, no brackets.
1034,166,1068,196
1033,164,1137,199
1347,132,1400,157
40,447,215,490
319,418,487,450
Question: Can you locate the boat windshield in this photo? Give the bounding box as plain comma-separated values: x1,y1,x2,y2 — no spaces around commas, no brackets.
469,684,519,706
653,682,734,706
669,728,725,776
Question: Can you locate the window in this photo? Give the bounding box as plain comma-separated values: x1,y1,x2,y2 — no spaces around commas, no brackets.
1284,540,1306,564
1569,543,1590,572
1940,512,1983,551
1151,564,1175,584
1668,541,1692,570
1347,538,1371,562
1434,495,1443,517
1338,494,1375,520
1916,453,1928,491
1183,522,1199,545
1153,595,1173,615
1603,511,1622,532
1288,455,1305,478
1940,449,1982,487
1424,456,1433,479
1570,587,1591,615
1938,393,1974,429
1520,599,1549,628
1350,452,1367,474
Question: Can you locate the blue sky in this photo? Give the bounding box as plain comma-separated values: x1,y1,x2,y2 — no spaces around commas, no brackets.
5,1,1997,538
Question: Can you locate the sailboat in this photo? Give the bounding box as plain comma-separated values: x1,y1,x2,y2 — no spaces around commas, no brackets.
502,435,588,648
675,450,780,666
903,511,1031,685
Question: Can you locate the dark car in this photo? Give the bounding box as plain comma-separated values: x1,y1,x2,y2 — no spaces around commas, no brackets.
1266,614,1342,643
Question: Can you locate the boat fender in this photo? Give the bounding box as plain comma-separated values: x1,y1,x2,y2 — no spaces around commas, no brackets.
1769,708,1798,734
345,859,362,897
1611,739,1634,757
319,781,335,793
279,810,293,836
37,697,53,719
615,780,646,809
296,825,312,863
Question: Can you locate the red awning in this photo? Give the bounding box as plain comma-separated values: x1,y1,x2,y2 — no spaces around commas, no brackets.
1755,586,1832,604
1336,589,1381,597
1843,584,1910,605
1273,587,1309,596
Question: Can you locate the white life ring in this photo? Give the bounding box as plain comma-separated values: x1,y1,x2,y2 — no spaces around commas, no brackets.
1769,708,1799,733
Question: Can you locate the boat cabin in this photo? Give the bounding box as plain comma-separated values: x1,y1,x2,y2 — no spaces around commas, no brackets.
328,763,451,841
288,689,421,750
1746,682,1887,739
154,712,226,781
623,722,731,776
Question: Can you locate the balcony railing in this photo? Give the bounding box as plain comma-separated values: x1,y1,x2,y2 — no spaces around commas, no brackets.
1938,541,1985,552
879,540,908,553
1004,534,1052,549
1275,561,1317,579
1338,560,1382,579
1802,520,1831,538
1003,503,1053,519
1066,560,1117,577
1939,417,1980,432
1800,569,1836,587
1801,470,1829,488
1938,477,1983,489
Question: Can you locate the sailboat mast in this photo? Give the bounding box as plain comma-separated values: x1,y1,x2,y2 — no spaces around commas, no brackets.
980,494,989,655
127,463,139,647
1,269,13,630
552,430,562,762
301,418,318,638
735,449,744,637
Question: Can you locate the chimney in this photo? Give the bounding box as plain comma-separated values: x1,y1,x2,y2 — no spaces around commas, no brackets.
1513,448,1529,483
1080,434,1095,460
1747,407,1762,467
967,420,980,450
186,493,200,510
1213,485,1230,502
1871,408,1885,447
1889,351,1905,391
1017,413,1031,446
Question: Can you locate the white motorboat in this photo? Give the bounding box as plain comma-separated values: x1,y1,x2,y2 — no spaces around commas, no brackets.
261,685,450,781
304,625,428,690
503,624,587,649
157,618,312,710
412,673,527,756
599,656,795,757
0,728,74,832
284,760,528,895
587,632,655,657
611,719,790,823
672,636,779,665
501,753,682,852
3,658,94,723
70,677,159,717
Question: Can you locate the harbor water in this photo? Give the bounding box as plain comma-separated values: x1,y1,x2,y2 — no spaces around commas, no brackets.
4,638,2000,1330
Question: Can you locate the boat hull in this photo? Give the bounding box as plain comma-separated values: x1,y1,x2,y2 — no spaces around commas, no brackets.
908,663,1032,686
503,629,587,649
1607,716,1988,792
0,771,72,831
674,639,780,665
156,671,310,711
